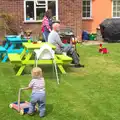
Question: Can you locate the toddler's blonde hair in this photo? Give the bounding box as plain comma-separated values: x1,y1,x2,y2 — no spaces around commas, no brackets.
31,67,42,78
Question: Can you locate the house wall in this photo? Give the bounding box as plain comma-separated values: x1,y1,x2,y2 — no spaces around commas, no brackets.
0,0,82,37
82,0,112,33
59,0,82,37
0,0,39,34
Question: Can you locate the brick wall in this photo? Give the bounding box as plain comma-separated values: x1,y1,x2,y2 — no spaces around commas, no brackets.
1,0,24,25
59,0,82,36
0,0,82,36
0,0,24,34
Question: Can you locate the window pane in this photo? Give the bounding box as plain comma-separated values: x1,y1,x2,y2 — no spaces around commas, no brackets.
37,1,45,4
86,1,90,5
117,1,120,5
117,6,120,11
87,12,90,17
36,1,46,7
26,1,34,20
83,1,87,5
83,7,87,11
113,12,117,17
82,0,91,18
113,6,116,11
87,7,90,11
117,12,120,17
113,1,116,5
83,12,86,17
48,1,56,17
36,8,45,20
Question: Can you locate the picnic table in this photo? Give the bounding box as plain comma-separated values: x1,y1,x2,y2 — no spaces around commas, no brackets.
8,42,72,76
1,35,31,62
0,46,6,60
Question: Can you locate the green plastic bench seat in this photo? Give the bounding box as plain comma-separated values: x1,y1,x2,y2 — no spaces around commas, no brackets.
56,54,72,63
8,54,22,62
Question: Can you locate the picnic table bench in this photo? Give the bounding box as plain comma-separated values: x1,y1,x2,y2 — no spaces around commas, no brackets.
0,35,31,62
0,46,7,60
8,42,72,76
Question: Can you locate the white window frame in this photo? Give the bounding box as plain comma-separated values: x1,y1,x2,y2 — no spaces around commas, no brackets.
82,0,92,20
112,0,120,18
24,0,58,23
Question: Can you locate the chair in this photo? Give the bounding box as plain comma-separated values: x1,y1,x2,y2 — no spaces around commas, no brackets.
34,44,59,84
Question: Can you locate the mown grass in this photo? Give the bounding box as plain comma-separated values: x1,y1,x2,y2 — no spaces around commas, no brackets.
0,43,120,120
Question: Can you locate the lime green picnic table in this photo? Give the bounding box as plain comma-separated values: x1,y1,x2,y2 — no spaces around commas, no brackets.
8,42,72,76
22,42,56,50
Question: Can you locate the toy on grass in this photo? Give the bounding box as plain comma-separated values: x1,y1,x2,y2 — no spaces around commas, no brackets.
99,44,108,54
9,88,38,115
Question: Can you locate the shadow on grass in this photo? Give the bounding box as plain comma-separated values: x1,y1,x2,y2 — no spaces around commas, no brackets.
45,104,53,116
13,64,73,80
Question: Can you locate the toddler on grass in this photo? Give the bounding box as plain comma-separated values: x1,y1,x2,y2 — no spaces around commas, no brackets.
22,67,46,117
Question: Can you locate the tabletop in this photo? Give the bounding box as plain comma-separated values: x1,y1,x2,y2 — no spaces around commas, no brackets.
6,36,29,43
22,42,56,50
0,46,6,52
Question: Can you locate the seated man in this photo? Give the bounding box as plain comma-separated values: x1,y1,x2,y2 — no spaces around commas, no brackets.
48,23,84,68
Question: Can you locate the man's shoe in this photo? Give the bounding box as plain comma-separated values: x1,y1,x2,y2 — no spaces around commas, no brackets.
71,60,75,64
79,64,84,67
74,64,84,68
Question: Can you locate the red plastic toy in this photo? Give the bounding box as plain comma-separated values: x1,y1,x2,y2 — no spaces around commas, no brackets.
99,44,108,54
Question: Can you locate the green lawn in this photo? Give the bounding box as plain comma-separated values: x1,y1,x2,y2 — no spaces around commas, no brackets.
1,43,120,120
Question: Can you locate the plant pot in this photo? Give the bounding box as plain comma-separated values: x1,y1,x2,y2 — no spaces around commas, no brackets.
32,42,37,44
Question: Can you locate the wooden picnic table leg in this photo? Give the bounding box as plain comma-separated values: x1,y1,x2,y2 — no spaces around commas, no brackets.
16,65,26,76
16,51,32,76
0,53,3,60
58,65,66,74
2,44,15,62
0,53,2,59
2,52,7,63
20,48,26,59
24,52,32,62
15,48,27,76
4,42,9,49
7,44,15,53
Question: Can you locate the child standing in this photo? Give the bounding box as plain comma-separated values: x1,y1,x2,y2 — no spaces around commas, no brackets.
22,67,46,117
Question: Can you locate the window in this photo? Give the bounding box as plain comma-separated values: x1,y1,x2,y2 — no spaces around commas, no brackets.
112,0,120,18
82,0,92,19
24,0,58,22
